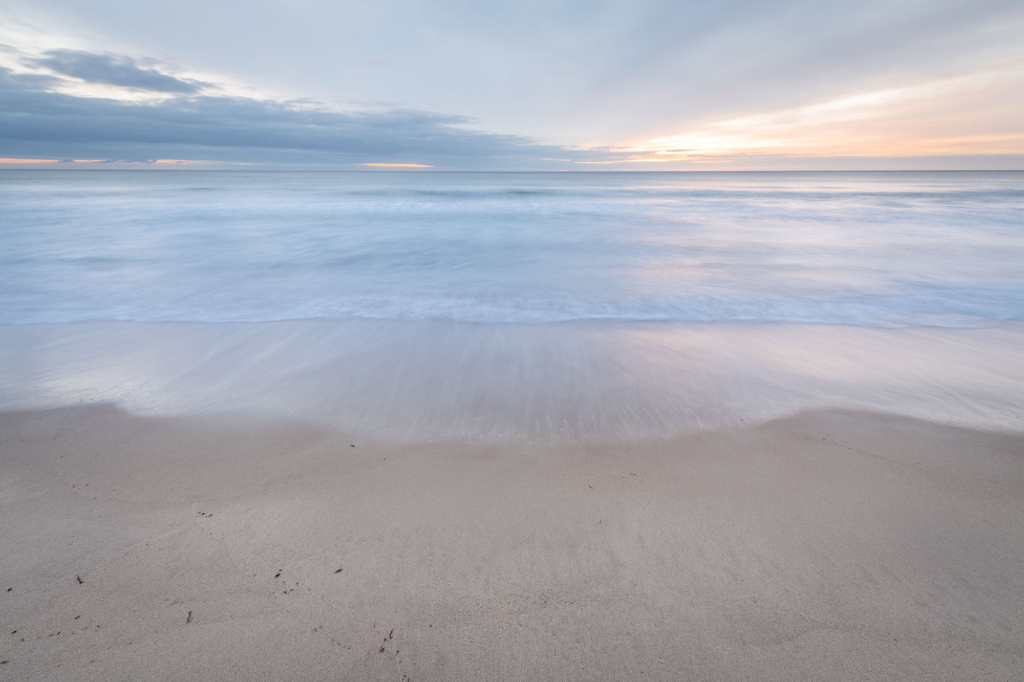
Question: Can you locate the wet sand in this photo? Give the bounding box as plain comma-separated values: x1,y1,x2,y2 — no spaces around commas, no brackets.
2,404,1023,680
4,319,1024,439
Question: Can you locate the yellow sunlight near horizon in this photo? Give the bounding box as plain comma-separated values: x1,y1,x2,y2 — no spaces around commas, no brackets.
616,65,1024,164
363,163,434,167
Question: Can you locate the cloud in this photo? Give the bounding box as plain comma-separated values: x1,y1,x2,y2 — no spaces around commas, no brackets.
632,65,1024,162
29,49,207,94
0,62,612,168
3,0,1023,157
3,3,1020,171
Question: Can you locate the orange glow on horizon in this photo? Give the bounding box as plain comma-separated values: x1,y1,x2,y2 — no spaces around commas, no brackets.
620,66,1024,164
0,158,230,165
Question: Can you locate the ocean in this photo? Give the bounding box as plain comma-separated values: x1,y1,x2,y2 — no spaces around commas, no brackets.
2,170,1023,440
2,170,1023,327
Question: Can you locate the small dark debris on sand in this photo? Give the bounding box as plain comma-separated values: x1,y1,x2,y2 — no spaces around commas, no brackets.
75,576,83,585
334,568,343,573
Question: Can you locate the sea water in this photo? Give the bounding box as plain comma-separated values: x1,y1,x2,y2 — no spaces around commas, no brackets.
1,170,1023,440
2,170,1023,327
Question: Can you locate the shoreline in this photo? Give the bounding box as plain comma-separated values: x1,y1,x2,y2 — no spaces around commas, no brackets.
3,319,1024,441
2,404,1023,680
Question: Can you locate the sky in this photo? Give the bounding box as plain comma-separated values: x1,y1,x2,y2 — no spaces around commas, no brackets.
1,0,1023,170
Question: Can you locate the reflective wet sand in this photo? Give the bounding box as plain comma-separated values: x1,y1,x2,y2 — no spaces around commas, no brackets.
2,319,1022,441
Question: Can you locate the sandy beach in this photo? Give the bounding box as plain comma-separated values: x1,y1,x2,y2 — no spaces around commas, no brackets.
2,171,1023,680
2,403,1022,680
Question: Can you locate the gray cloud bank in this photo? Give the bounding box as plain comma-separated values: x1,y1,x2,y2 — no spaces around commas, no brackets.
0,56,610,168
29,49,208,94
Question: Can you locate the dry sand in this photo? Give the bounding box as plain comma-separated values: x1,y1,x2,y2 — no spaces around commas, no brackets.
1,404,1023,680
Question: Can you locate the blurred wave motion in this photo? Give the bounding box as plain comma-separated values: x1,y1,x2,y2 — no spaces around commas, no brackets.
2,170,1023,328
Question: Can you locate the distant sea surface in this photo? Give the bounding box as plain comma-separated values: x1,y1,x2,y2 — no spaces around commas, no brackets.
3,170,1023,328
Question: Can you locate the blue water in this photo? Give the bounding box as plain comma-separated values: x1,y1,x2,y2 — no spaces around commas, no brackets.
2,170,1023,327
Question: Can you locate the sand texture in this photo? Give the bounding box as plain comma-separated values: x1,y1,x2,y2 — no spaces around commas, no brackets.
1,405,1023,680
